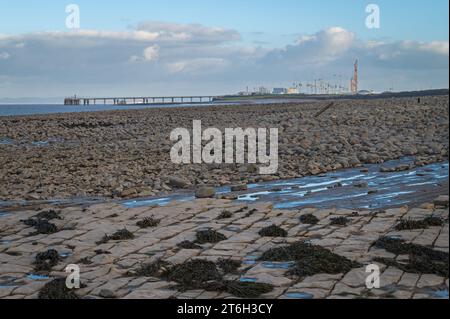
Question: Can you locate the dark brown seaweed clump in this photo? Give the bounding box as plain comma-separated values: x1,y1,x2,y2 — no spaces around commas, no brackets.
22,209,61,236
217,258,241,274
97,228,134,244
395,217,444,231
164,260,221,290
374,255,448,277
260,241,361,277
289,251,361,277
217,210,233,220
38,278,79,299
258,224,287,237
373,237,449,277
234,206,249,214
35,209,61,221
330,217,350,226
78,257,93,265
136,217,160,228
163,259,273,298
33,220,58,235
299,214,319,225
375,237,448,261
244,209,258,218
177,241,202,250
22,218,58,236
135,260,169,277
34,249,61,272
195,229,227,244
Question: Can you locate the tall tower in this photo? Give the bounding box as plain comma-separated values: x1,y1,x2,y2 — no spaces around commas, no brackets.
350,59,359,94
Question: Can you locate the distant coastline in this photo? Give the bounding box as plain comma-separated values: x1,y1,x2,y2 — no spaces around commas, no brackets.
0,88,448,117
0,88,448,106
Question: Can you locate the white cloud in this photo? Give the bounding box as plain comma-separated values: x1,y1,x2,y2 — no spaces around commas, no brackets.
0,23,448,97
267,27,356,66
166,58,228,74
417,41,449,55
136,21,241,43
143,45,160,62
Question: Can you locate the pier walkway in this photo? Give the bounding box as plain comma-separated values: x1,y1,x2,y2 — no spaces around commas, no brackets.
64,95,217,106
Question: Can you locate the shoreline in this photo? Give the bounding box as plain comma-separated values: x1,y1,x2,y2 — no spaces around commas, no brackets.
1,156,448,213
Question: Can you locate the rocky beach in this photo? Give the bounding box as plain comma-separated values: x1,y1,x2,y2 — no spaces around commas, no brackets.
0,95,449,299
0,95,448,203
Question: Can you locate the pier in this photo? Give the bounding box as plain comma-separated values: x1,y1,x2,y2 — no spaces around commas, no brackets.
64,95,217,106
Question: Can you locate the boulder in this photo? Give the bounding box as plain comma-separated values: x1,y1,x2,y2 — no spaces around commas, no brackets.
168,176,188,189
230,184,248,192
195,186,216,198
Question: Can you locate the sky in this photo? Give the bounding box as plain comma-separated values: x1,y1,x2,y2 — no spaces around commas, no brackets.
0,0,448,100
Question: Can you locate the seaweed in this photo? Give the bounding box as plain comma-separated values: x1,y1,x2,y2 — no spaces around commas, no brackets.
234,206,249,214
135,260,169,277
78,257,93,265
260,242,311,262
217,210,233,220
395,217,444,231
424,216,446,227
244,209,258,218
34,220,58,235
259,241,361,277
195,229,227,244
373,237,449,276
22,218,58,235
32,220,58,235
38,278,79,299
289,251,360,277
330,217,350,226
374,237,448,261
136,217,161,228
163,259,272,298
22,209,62,236
299,214,319,225
258,224,288,237
35,210,61,221
177,241,203,250
97,228,134,244
217,258,241,274
163,260,221,290
34,249,60,272
374,255,448,277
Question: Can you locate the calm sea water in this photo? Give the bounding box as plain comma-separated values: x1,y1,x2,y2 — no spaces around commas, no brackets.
0,103,230,117
0,98,314,117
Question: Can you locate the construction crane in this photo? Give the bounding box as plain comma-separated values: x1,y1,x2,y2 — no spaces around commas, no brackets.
350,59,359,94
